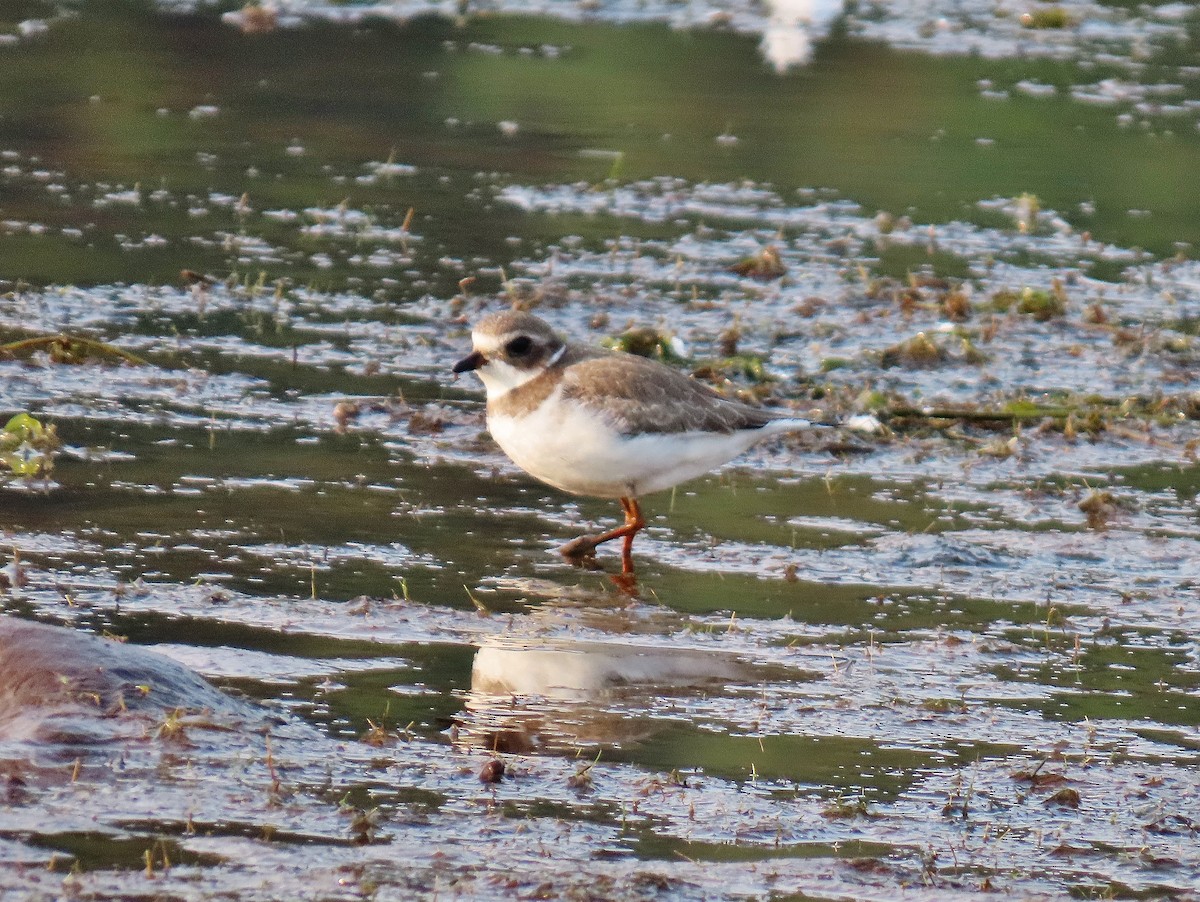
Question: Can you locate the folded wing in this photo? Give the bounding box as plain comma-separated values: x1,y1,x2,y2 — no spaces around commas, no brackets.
560,353,776,436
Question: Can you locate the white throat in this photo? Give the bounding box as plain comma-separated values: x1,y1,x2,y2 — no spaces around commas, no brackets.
475,358,544,401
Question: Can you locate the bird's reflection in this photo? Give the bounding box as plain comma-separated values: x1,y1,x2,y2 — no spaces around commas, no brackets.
760,0,845,72
456,636,749,754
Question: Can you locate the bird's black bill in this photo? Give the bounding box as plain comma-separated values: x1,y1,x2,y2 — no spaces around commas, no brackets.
452,350,486,373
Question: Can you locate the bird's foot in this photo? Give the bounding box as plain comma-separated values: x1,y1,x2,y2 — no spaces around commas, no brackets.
559,534,605,569
560,537,640,595
608,571,640,598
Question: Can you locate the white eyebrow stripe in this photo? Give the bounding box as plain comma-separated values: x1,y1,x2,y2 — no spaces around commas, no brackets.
546,344,566,366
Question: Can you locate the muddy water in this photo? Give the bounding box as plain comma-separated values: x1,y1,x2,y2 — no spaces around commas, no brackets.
1,1,1199,899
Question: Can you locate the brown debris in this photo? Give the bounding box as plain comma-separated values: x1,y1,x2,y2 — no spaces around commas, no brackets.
1011,769,1069,788
479,758,505,784
333,401,362,434
1044,788,1081,808
729,246,786,281
880,332,947,369
237,4,278,34
1078,489,1118,529
180,269,214,287
942,289,971,321
717,324,741,357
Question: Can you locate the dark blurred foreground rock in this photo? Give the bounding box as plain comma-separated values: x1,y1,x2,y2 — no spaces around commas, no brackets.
0,615,251,747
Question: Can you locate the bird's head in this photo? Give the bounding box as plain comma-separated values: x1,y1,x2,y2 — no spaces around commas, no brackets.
452,311,567,398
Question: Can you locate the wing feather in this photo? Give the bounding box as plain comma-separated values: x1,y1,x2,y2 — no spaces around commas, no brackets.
559,352,775,436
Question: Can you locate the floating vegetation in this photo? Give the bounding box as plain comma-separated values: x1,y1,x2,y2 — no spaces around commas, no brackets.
880,331,947,369
603,327,687,362
1020,7,1073,29
729,245,786,281
921,697,967,714
717,323,741,357
880,327,992,371
692,354,771,385
361,717,401,747
941,288,971,321
567,756,598,791
346,807,383,845
821,795,874,820
0,413,59,479
990,283,1066,321
1078,488,1120,529
978,434,1020,458
0,334,147,365
1044,787,1082,807
882,394,1154,437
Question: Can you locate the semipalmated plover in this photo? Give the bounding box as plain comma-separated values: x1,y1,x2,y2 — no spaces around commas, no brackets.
453,310,811,574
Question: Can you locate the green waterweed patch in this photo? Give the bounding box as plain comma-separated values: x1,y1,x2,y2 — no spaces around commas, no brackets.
0,334,147,365
873,390,1200,447
821,794,875,820
603,327,686,362
603,329,775,395
154,708,191,745
880,332,946,369
921,697,969,714
1,413,60,478
692,354,771,385
990,284,1067,321
1021,7,1073,29
361,718,401,747
878,330,988,369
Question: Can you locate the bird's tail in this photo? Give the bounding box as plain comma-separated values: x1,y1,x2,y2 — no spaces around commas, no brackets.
762,417,823,436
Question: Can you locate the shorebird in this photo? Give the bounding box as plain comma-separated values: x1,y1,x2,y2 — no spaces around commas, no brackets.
453,310,811,574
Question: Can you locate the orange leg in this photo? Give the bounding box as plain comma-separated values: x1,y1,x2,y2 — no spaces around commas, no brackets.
560,496,646,574
617,498,645,574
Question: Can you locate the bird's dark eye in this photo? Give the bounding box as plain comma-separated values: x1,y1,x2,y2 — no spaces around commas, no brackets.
505,336,533,356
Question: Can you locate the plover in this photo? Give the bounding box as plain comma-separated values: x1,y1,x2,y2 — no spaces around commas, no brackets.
452,310,812,574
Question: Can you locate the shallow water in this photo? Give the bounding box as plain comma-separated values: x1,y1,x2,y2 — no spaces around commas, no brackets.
1,1,1199,899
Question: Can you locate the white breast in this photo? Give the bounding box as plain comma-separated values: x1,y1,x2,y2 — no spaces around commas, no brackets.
487,388,777,499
